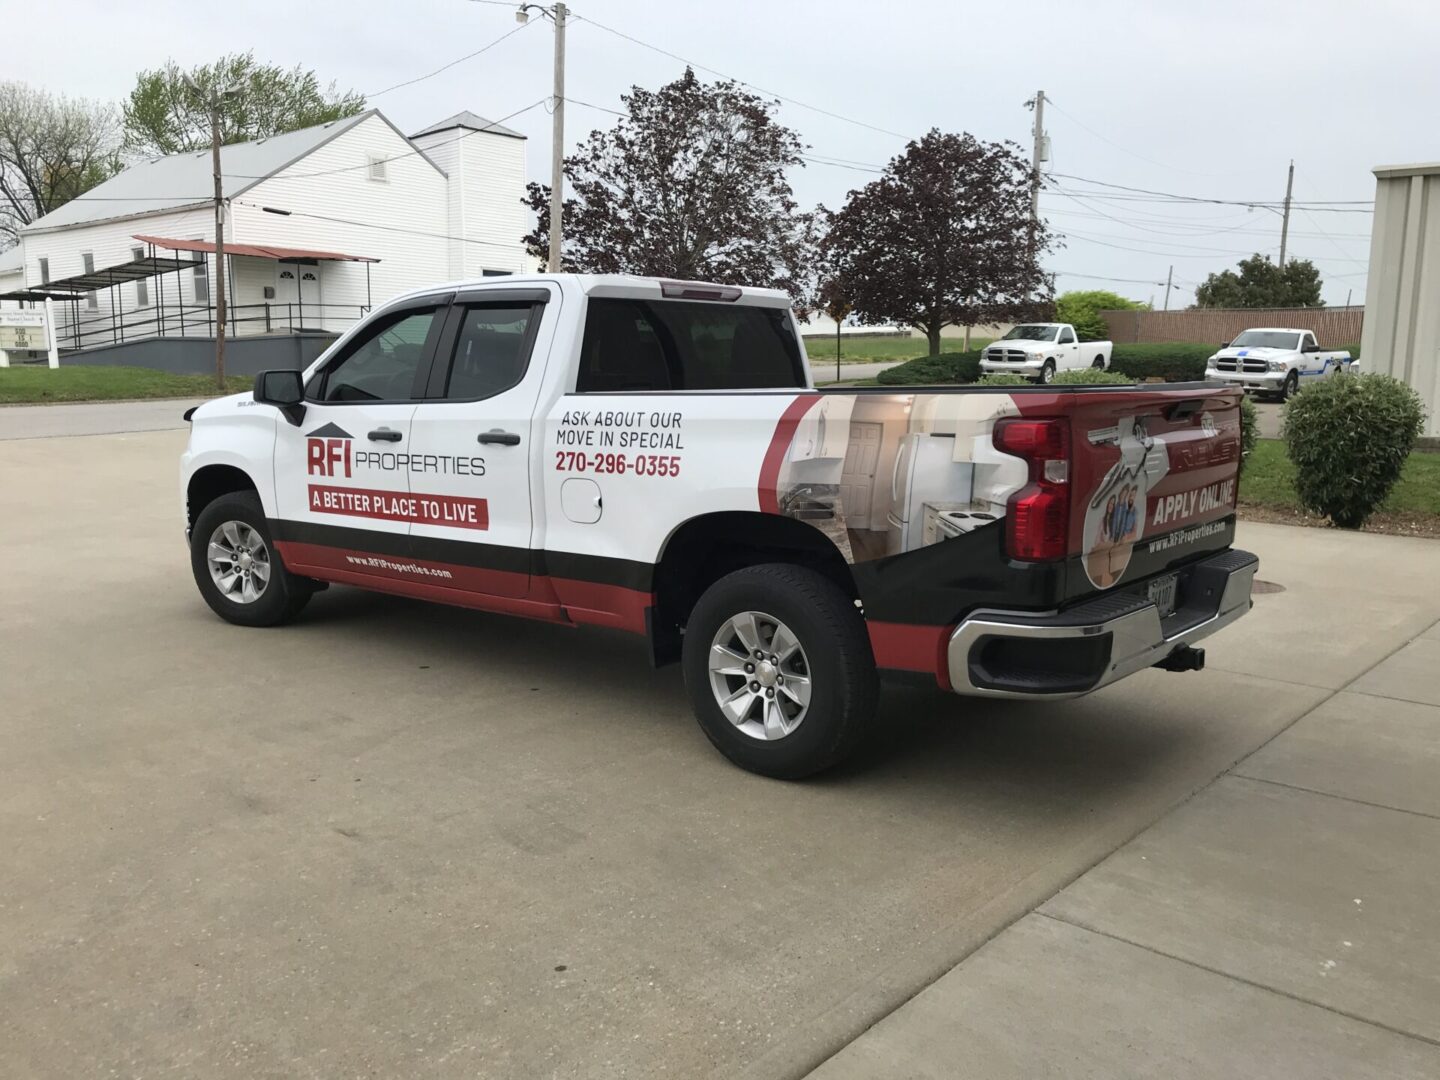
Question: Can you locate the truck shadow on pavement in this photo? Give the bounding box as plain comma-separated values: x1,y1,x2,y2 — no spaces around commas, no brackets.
289,586,1204,816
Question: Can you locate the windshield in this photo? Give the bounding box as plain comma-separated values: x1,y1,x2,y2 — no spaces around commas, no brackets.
1230,331,1302,350
1001,324,1057,342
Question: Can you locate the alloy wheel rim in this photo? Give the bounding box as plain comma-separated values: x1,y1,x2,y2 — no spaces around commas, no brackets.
707,610,812,741
206,520,271,604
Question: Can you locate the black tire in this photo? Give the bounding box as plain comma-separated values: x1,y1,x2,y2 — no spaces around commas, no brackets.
190,490,314,627
1037,359,1056,384
682,563,879,779
1092,355,1107,370
1280,370,1299,401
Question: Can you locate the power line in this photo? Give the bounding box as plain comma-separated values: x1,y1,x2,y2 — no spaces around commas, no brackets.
236,200,529,251
367,18,537,98
1048,171,1373,212
1047,269,1177,286
571,11,908,140
1044,98,1217,177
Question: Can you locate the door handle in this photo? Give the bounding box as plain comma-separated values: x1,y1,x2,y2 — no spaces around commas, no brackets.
368,428,403,442
478,430,521,446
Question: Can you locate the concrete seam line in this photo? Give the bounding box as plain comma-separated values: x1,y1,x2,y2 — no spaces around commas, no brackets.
1033,911,1440,1051
1227,771,1440,823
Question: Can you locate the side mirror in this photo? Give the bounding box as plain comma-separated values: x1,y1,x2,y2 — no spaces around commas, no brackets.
254,368,307,424
1219,341,1230,349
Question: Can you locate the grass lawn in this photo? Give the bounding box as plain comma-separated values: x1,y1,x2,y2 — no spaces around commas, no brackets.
0,365,253,405
1240,438,1440,536
804,336,992,364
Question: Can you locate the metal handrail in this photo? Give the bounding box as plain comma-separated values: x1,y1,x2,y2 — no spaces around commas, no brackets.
53,302,369,352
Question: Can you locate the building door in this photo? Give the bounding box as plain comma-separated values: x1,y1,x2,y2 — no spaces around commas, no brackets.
276,262,323,331
840,422,883,529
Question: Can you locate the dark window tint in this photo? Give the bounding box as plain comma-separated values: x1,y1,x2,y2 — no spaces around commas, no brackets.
444,305,534,400
319,308,437,402
577,298,803,392
1058,327,1075,344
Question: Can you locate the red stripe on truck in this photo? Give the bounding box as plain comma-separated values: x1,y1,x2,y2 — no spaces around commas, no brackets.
866,620,953,691
758,395,820,514
273,540,654,634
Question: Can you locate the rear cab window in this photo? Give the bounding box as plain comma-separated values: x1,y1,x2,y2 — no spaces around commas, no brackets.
576,298,805,392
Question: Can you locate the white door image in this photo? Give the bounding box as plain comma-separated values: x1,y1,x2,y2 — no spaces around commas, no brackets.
840,422,883,529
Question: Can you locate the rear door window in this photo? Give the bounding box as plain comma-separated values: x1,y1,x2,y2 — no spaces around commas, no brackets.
576,298,804,392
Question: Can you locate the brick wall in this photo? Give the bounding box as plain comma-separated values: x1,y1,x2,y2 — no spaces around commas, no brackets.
1101,306,1363,347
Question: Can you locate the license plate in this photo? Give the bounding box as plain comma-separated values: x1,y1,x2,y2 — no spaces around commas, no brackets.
1148,574,1178,618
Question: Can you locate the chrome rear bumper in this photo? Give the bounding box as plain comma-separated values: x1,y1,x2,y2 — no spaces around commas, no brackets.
947,549,1258,699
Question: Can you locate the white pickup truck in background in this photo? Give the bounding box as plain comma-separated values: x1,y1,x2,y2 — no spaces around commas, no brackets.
979,323,1112,383
1205,328,1353,400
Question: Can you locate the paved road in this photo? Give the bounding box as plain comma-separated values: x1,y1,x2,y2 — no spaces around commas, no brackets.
0,397,210,440
6,426,1429,1078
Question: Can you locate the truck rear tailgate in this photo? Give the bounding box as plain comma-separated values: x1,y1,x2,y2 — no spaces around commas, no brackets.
1062,385,1243,600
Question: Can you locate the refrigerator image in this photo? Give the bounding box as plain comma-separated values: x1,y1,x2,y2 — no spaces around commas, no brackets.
885,433,975,554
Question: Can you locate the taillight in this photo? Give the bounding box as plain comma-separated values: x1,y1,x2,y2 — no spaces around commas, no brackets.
994,417,1070,561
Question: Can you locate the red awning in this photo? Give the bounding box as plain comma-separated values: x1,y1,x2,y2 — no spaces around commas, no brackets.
133,234,380,264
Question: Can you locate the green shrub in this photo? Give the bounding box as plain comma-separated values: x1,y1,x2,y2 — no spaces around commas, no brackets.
1281,373,1425,528
1108,343,1214,382
875,350,982,386
1238,396,1258,477
1051,368,1133,385
975,373,1033,386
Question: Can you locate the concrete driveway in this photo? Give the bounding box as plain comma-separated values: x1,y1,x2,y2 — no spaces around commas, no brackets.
5,417,1438,1078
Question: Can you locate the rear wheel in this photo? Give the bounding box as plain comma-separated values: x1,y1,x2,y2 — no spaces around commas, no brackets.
1038,359,1056,384
682,563,878,779
1092,355,1107,370
191,491,314,627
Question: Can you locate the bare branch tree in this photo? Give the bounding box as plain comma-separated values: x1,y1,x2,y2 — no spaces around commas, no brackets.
0,82,121,247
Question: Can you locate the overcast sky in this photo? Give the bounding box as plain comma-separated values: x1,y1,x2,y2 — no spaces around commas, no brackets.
5,0,1432,307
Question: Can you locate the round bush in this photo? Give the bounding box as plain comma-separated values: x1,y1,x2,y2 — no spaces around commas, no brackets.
1281,374,1425,528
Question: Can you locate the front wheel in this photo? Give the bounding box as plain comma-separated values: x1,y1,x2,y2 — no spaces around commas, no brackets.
190,491,314,627
1280,370,1299,401
1037,359,1056,384
682,563,878,779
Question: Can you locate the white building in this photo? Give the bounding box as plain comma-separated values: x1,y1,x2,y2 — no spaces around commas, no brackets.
3,108,530,351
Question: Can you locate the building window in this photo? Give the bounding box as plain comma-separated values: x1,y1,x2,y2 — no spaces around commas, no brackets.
132,246,150,307
82,252,97,310
481,269,513,277
367,154,388,182
38,257,49,283
192,243,209,304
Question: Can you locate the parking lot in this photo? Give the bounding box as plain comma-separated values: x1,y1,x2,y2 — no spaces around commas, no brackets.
5,410,1440,1078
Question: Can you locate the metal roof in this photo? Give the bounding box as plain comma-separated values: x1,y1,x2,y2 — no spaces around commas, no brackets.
7,254,202,298
410,110,525,141
0,246,22,274
22,111,380,233
135,234,379,263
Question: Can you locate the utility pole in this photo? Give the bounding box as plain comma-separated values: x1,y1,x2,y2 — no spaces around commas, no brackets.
1278,159,1294,270
548,2,567,272
186,75,234,390
1163,265,1174,312
1029,90,1046,226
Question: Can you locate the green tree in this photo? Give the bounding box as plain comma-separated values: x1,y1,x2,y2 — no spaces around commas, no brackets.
123,53,365,156
0,81,121,246
524,69,819,305
823,130,1052,356
1055,289,1146,341
1194,253,1323,308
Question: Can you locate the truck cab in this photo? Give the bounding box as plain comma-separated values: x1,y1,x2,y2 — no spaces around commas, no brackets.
182,275,1256,779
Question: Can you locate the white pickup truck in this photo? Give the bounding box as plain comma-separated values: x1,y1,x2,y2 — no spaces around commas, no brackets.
980,323,1112,383
180,275,1256,779
1205,328,1352,400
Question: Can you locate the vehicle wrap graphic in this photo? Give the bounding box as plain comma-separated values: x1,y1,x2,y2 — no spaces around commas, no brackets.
303,422,489,530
